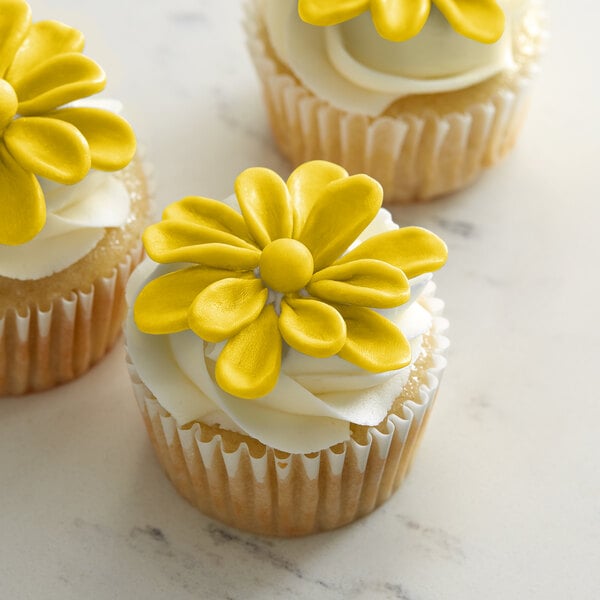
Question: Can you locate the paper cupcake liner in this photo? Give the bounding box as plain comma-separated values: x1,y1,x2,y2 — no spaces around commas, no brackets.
0,242,144,396
127,311,448,537
244,0,545,203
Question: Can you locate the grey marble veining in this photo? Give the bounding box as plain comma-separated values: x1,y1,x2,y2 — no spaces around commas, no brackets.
1,0,599,598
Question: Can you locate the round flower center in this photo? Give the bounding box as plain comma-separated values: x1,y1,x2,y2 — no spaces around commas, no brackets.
0,79,17,132
259,238,314,293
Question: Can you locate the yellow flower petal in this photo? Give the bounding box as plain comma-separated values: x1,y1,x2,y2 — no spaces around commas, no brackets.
143,221,261,269
189,278,268,343
298,173,383,271
216,304,281,399
0,143,45,245
434,0,505,43
48,107,135,171
279,296,346,358
298,0,370,26
0,0,31,78
6,19,84,81
134,267,250,335
4,116,90,184
334,226,448,279
159,244,260,271
12,52,105,116
336,305,411,372
0,79,18,131
287,160,348,237
308,259,409,308
163,196,255,245
234,167,293,249
371,0,431,42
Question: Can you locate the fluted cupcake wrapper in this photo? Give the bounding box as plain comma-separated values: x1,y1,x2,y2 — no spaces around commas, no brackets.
0,242,144,396
244,0,545,203
128,312,448,537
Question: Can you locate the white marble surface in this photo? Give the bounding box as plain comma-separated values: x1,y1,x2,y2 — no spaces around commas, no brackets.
1,0,598,598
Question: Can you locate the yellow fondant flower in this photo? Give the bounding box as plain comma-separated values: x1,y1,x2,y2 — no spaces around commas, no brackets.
135,161,447,400
0,0,136,246
299,0,505,44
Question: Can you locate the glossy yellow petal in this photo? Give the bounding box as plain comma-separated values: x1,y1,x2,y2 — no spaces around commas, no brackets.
48,107,135,171
234,167,293,249
298,0,370,26
0,0,31,78
163,196,255,245
371,0,430,42
6,19,84,81
279,297,346,358
4,117,90,184
287,160,348,237
334,226,448,279
336,305,411,372
0,143,45,245
13,53,105,116
189,278,268,343
143,221,261,268
0,79,18,131
308,259,409,308
434,0,505,43
298,174,383,271
215,304,281,399
134,267,250,335
161,244,260,270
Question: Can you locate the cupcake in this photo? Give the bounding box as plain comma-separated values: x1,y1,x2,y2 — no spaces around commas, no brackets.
0,0,149,395
126,160,448,536
245,0,545,202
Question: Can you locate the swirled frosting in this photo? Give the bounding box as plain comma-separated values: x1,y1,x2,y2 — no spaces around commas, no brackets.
0,170,130,280
127,203,438,454
263,0,528,115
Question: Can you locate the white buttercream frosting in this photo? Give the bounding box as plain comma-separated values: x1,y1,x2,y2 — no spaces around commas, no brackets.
0,173,131,280
126,198,438,455
263,0,528,116
0,100,132,280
